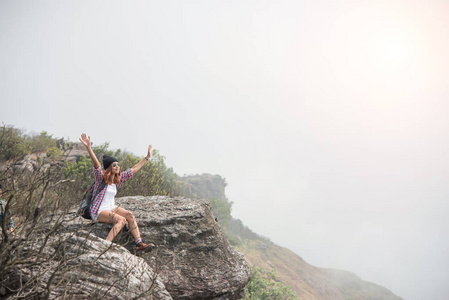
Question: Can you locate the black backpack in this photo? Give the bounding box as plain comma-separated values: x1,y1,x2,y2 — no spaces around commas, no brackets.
78,181,107,219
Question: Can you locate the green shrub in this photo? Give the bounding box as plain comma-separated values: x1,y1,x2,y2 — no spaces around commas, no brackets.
117,150,181,197
63,144,181,198
46,146,62,159
0,125,30,161
244,266,299,300
209,197,232,226
63,155,94,189
26,131,57,153
0,126,61,162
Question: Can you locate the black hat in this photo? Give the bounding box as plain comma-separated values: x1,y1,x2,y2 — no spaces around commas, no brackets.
103,155,118,170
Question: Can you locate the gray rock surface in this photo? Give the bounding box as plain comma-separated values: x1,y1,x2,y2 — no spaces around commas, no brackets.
2,195,250,299
51,231,172,299
0,146,87,175
1,229,172,299
80,196,251,299
61,148,88,162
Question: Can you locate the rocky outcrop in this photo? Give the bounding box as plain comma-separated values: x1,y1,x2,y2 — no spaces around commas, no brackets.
0,146,87,174
0,155,45,174
74,196,251,299
1,196,250,299
60,148,89,162
1,229,172,299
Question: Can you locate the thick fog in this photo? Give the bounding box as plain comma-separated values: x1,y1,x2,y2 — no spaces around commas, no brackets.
1,1,449,299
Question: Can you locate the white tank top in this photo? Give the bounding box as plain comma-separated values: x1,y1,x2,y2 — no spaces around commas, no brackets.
98,184,117,212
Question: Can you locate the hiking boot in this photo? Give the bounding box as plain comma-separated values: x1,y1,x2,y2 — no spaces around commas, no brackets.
136,242,155,253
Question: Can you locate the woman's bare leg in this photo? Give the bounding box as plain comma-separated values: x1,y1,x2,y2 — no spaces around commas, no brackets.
97,210,126,242
112,207,141,241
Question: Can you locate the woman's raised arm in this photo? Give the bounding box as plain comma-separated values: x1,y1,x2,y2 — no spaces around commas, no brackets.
131,144,152,174
79,133,100,169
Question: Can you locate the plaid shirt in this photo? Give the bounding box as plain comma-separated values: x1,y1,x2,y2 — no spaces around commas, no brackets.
89,165,133,216
0,200,14,229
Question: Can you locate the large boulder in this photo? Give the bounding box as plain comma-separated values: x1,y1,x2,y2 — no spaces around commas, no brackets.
49,231,173,299
1,230,172,299
2,196,250,299
81,196,251,300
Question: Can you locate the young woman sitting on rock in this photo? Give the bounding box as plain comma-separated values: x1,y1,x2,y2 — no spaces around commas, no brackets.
79,133,154,253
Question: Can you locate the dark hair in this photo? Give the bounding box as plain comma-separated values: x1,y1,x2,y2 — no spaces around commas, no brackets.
0,183,3,189
102,168,120,185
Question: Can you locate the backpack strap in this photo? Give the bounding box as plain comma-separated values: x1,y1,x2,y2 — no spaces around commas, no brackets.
94,181,107,199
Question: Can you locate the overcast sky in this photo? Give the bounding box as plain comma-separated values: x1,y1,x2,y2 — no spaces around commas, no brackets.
2,1,449,299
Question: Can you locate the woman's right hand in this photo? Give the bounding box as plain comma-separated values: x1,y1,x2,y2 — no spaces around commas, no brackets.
79,133,100,168
79,133,91,149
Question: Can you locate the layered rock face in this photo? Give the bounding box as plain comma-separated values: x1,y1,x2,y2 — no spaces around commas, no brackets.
1,229,171,299
51,231,172,299
1,196,250,299
83,196,251,299
0,147,87,174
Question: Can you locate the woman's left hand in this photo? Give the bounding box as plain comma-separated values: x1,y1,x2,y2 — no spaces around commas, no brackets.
147,145,153,159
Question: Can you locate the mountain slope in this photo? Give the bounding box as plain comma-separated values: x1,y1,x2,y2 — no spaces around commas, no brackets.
237,239,403,300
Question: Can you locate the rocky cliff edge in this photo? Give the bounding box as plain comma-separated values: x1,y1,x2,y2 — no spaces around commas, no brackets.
1,196,251,299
